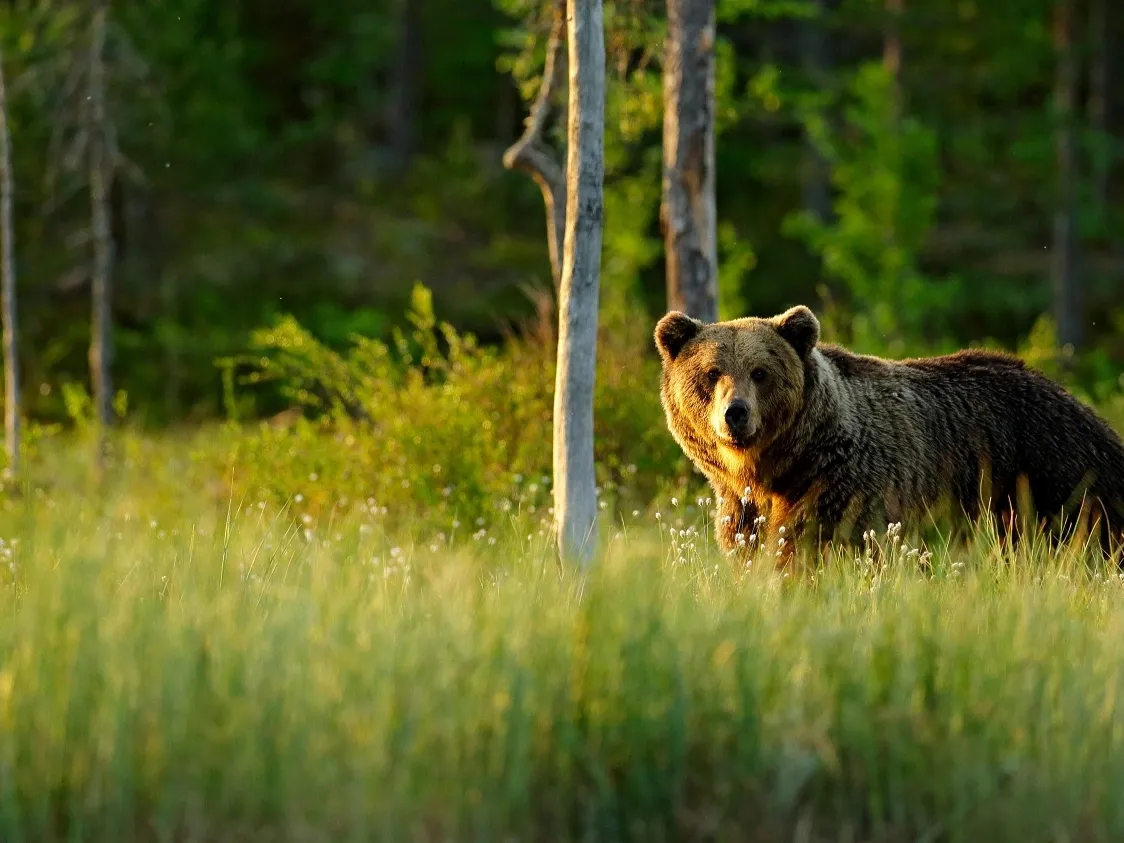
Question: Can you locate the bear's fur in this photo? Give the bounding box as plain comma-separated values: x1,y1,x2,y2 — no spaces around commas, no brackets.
654,305,1124,559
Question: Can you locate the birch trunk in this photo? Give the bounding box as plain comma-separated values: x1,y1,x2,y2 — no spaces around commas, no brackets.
89,1,115,453
0,49,18,479
553,0,604,566
1052,0,1082,350
662,0,717,323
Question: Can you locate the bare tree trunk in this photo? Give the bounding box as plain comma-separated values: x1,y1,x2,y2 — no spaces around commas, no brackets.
882,0,903,303
662,0,717,323
1052,0,1082,349
553,0,604,567
89,1,115,453
883,0,901,84
800,0,832,225
0,49,18,480
503,0,568,293
385,0,420,170
161,275,181,419
1088,0,1108,217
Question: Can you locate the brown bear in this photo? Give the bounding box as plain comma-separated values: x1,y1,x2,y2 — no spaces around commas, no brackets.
654,305,1124,560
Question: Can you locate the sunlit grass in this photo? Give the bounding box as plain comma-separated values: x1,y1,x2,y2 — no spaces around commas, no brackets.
0,432,1118,842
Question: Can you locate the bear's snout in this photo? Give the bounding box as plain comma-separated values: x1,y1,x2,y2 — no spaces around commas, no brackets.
724,398,756,442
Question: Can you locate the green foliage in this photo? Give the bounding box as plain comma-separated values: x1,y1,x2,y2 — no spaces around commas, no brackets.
221,284,690,531
0,0,1118,428
1014,313,1124,406
717,220,756,320
719,0,818,20
59,382,128,431
1015,314,1070,383
785,62,958,351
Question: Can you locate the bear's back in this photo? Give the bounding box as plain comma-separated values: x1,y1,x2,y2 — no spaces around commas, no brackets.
818,344,1124,525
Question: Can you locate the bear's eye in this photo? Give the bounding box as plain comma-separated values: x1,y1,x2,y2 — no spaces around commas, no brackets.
706,368,721,384
751,368,767,382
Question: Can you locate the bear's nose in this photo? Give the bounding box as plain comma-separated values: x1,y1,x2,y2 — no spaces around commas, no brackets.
724,399,750,429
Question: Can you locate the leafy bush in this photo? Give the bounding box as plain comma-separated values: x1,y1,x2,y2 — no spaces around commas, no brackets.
785,61,961,351
220,284,694,535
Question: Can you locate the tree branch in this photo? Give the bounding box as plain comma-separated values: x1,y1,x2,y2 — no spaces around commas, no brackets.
502,0,567,291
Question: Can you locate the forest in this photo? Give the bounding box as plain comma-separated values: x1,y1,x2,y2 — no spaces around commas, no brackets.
0,0,1120,426
0,0,1119,841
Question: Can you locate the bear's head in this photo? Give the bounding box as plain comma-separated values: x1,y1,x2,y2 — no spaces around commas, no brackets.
654,305,820,468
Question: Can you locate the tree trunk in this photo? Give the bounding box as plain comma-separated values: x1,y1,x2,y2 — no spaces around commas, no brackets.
0,48,18,480
662,0,717,323
800,0,832,225
1088,0,1108,217
553,0,604,567
89,2,115,448
882,0,903,305
1052,0,1082,349
502,0,568,294
385,0,420,170
883,0,901,84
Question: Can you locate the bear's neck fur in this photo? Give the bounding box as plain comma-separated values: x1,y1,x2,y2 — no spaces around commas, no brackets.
735,347,854,500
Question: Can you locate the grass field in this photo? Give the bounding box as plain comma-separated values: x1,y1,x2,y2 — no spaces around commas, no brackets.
0,429,1121,841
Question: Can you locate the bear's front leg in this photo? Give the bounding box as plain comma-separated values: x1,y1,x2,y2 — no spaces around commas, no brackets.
712,485,762,555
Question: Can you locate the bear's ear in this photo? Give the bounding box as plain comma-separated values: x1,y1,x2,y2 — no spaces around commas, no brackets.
772,305,820,359
655,311,703,362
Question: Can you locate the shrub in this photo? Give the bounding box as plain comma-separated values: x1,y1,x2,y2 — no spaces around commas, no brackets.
218,285,695,537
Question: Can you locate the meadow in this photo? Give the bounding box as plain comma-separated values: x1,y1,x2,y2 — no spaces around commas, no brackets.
3,0,1124,837
1,297,1123,842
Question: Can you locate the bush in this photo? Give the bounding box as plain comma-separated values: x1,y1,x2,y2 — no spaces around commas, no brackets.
219,285,695,536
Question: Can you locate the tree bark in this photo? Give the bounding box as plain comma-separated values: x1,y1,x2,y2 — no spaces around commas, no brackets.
1088,0,1108,216
801,0,832,225
553,0,604,567
503,0,568,293
1052,0,1082,349
385,0,420,170
662,0,717,323
89,2,115,445
881,0,903,302
883,0,901,83
0,48,18,479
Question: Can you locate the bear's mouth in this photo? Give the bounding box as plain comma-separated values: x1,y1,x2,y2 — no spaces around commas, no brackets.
723,431,757,450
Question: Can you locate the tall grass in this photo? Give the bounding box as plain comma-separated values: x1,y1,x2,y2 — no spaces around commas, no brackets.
6,288,1124,840
0,457,1122,842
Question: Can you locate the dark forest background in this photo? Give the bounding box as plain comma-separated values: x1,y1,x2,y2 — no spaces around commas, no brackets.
2,0,1122,426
